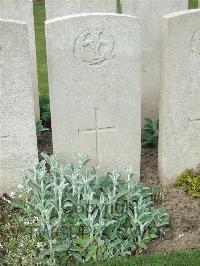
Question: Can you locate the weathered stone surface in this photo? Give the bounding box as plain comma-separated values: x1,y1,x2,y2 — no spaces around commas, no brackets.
45,0,117,20
46,14,141,176
121,0,188,120
0,0,40,121
0,19,38,194
159,9,200,184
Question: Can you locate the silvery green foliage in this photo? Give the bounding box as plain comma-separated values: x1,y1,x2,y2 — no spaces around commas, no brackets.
19,154,169,264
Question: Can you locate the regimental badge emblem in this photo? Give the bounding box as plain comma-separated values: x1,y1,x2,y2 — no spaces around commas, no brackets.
73,28,115,66
191,29,200,55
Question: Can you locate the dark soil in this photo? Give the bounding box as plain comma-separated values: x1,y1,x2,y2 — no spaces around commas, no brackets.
37,131,53,160
141,148,200,254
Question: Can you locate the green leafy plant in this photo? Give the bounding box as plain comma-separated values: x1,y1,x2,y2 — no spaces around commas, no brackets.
149,186,164,203
176,168,200,198
39,95,51,128
36,120,49,142
13,154,169,265
36,120,49,133
142,118,159,148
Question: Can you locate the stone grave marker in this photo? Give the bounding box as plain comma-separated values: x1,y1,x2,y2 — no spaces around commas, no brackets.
121,0,188,120
159,9,200,184
0,19,38,194
45,0,117,20
46,14,141,176
0,0,40,121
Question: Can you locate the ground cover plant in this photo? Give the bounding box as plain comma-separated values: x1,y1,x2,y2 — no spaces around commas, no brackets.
0,198,40,265
176,168,200,198
11,154,169,265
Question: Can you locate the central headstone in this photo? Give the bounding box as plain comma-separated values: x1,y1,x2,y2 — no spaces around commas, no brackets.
0,19,38,195
46,14,141,176
45,0,117,20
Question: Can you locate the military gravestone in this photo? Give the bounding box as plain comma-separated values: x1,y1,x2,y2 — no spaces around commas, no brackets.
0,0,40,121
159,9,200,184
46,14,141,176
0,19,38,194
122,0,188,120
45,0,117,20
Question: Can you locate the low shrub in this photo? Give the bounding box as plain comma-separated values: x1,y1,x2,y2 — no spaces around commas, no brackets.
13,154,169,265
142,118,159,148
176,168,200,198
39,95,51,128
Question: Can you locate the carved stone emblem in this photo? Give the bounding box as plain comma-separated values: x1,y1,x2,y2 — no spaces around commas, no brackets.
73,29,115,66
191,29,200,55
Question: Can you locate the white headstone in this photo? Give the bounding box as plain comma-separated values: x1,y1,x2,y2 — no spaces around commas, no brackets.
0,0,40,121
121,0,188,120
0,19,38,195
159,9,200,184
46,14,141,176
45,0,117,20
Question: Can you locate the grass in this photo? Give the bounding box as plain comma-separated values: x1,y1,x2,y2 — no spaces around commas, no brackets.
34,2,48,96
189,0,198,9
87,250,200,266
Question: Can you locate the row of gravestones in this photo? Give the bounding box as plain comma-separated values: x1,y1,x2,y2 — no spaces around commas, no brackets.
0,0,200,194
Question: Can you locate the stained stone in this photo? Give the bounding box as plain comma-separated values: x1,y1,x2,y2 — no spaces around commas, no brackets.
159,9,200,184
121,0,188,120
45,0,117,20
46,14,141,177
0,0,40,121
0,19,38,195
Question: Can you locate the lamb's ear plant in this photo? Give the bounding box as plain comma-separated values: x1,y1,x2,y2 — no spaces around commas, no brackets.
142,118,159,148
14,153,169,265
36,120,49,133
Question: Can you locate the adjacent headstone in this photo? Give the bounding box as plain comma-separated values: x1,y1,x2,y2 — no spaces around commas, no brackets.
0,0,40,121
121,0,188,120
0,19,38,195
45,0,117,20
46,14,141,176
159,9,200,184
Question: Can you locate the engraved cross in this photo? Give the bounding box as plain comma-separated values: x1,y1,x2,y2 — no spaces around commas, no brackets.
189,117,200,123
78,108,117,167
